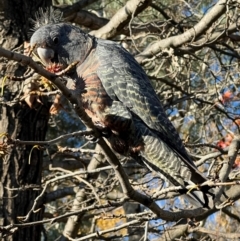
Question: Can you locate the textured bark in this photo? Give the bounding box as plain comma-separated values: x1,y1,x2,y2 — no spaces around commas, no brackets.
0,0,51,240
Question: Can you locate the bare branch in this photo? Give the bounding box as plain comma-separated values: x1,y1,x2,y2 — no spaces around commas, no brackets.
8,130,94,146
190,226,240,239
65,9,108,30
136,0,228,63
90,0,151,39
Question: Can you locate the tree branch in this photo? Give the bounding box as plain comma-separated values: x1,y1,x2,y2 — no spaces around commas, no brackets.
136,0,228,63
90,0,152,39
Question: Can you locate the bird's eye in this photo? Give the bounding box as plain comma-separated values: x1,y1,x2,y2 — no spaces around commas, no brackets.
53,37,59,44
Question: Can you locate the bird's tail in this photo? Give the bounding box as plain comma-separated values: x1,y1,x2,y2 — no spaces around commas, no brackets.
133,120,215,208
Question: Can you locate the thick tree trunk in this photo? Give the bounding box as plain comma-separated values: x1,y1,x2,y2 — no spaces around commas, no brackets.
0,102,50,240
0,0,51,240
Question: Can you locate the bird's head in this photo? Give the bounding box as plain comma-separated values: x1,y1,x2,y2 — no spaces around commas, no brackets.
30,23,94,69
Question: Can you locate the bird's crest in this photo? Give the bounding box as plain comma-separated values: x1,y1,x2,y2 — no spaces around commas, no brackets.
30,7,63,31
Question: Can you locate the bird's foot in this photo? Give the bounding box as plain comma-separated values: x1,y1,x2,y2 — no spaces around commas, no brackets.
85,134,99,143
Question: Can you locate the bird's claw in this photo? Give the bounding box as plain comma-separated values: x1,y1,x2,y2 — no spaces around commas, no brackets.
187,184,200,194
85,134,99,143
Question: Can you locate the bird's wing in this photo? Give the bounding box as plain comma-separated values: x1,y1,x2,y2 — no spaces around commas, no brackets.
95,39,191,162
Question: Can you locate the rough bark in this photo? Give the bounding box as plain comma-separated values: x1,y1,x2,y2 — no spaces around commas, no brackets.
0,0,51,240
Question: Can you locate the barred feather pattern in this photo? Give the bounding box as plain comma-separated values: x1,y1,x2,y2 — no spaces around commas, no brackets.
133,118,191,187
95,39,191,157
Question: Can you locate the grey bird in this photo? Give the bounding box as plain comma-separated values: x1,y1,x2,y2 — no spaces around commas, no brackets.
30,21,213,208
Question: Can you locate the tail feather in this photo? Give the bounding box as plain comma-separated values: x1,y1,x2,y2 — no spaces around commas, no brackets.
133,119,214,208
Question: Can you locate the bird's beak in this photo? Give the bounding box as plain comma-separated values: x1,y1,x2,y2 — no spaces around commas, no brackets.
37,47,54,66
